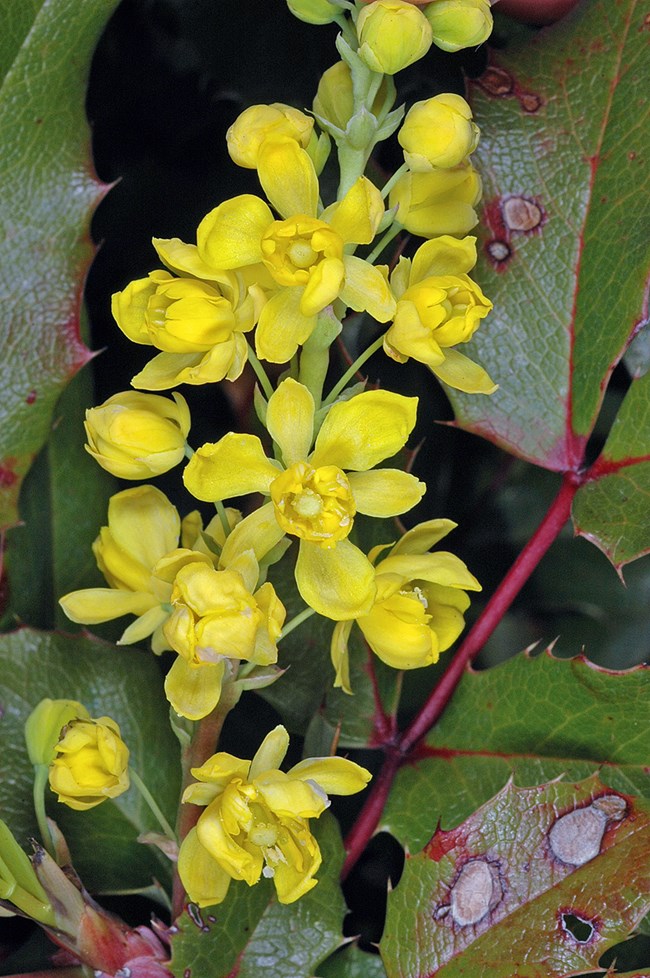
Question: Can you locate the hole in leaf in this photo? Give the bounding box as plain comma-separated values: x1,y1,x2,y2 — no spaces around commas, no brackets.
562,913,594,943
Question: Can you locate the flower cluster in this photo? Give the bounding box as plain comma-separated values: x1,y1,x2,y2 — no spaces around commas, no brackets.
51,0,495,913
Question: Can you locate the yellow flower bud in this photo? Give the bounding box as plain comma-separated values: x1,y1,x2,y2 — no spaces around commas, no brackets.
399,94,479,170
389,161,482,237
313,60,393,137
84,391,190,480
49,716,130,811
286,0,340,24
356,0,433,75
226,103,314,169
25,699,90,766
424,0,493,53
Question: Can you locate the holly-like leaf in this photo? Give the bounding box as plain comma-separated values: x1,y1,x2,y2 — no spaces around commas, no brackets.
573,370,650,570
381,649,650,853
448,0,649,472
169,814,346,978
0,0,121,529
380,777,650,978
0,628,180,892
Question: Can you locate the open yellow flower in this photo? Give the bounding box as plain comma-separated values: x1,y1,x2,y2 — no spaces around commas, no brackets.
196,138,395,363
385,235,496,394
331,519,481,691
111,237,255,389
59,486,236,651
177,725,371,906
163,554,286,721
184,379,424,620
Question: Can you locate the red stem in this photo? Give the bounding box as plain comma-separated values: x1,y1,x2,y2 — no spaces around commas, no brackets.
342,471,580,876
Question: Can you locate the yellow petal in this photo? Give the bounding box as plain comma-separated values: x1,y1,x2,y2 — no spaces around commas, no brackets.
272,826,321,904
197,803,263,885
118,605,171,645
295,540,376,620
257,138,318,219
391,518,457,555
131,340,246,390
189,753,250,789
300,257,344,316
183,434,280,502
339,256,396,323
375,552,481,591
255,287,316,363
358,599,437,669
312,390,418,471
349,469,425,517
288,756,371,795
330,620,353,693
59,588,157,625
177,828,232,908
410,235,477,283
219,502,286,568
322,176,384,245
249,725,290,779
266,379,315,467
432,348,498,394
255,773,328,818
197,195,272,269
107,486,180,569
152,237,236,286
164,656,226,721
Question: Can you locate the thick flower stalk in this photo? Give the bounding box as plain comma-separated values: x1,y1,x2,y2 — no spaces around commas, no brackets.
385,234,496,393
197,137,395,363
184,378,425,620
177,725,371,906
331,519,481,691
49,715,130,811
112,245,255,389
59,485,232,650
162,550,286,721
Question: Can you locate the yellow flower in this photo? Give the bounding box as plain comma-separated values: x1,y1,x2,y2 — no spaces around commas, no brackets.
424,0,493,53
163,556,286,721
399,94,479,171
331,519,481,691
286,0,340,24
49,716,130,812
389,161,482,238
177,725,371,906
111,239,255,389
25,699,89,767
59,486,234,651
227,103,314,168
196,138,395,363
184,379,424,620
84,391,190,479
356,0,433,74
385,235,496,393
313,60,394,139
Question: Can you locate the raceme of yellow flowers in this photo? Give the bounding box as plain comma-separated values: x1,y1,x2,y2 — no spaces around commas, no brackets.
53,0,495,906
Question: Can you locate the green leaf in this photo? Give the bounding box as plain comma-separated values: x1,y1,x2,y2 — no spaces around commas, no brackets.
448,0,649,470
0,0,121,529
0,628,180,892
382,649,650,853
573,371,650,570
381,777,650,978
320,944,388,978
169,814,346,978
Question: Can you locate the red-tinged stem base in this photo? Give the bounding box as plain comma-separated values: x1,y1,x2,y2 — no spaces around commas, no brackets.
342,472,580,879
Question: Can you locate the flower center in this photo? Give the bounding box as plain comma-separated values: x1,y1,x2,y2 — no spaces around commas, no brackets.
270,462,355,548
261,216,344,287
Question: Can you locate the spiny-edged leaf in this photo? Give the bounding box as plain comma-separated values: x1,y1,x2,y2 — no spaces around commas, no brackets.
319,943,388,977
380,777,650,978
447,0,649,471
573,371,650,570
0,0,121,529
381,649,649,852
169,814,346,978
1,365,117,631
0,628,180,892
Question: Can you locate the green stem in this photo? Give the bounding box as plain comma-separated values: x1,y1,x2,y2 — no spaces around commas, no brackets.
215,500,232,541
365,223,401,265
247,344,274,401
323,333,386,406
298,311,342,406
33,765,54,858
381,162,409,200
129,769,176,842
280,606,316,641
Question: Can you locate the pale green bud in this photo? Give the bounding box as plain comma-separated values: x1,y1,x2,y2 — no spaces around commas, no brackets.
399,93,479,170
287,0,340,24
424,0,493,53
357,0,433,75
